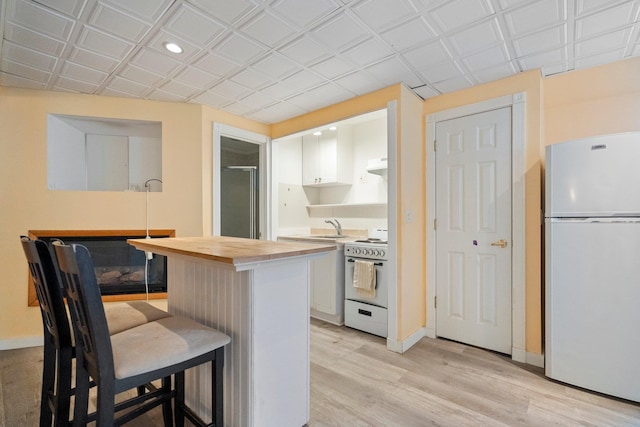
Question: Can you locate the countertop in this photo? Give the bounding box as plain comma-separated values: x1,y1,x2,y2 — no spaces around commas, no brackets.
128,236,336,267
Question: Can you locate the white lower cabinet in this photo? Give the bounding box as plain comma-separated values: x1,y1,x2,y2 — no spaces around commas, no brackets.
309,247,345,325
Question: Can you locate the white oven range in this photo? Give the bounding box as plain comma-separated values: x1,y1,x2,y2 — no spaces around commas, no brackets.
344,239,388,338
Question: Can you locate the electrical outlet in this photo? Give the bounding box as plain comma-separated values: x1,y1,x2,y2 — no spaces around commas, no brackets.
406,210,413,223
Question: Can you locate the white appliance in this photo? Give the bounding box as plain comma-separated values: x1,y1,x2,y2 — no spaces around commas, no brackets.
545,132,640,402
344,229,388,338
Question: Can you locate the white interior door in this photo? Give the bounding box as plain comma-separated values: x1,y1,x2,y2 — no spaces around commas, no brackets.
435,107,512,354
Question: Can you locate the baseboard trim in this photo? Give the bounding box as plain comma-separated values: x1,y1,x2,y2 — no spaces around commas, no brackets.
387,327,426,354
310,310,343,326
0,336,43,350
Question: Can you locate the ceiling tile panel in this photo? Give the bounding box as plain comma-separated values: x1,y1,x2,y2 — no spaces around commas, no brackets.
302,82,354,105
449,18,503,56
212,33,267,64
194,51,242,76
60,60,108,84
309,12,369,51
310,56,354,79
576,2,636,40
192,90,233,108
428,0,494,32
247,101,307,123
2,41,58,71
239,90,279,109
419,60,463,83
160,79,201,97
575,48,625,68
223,101,260,117
412,84,440,99
575,0,630,17
431,75,473,92
240,11,298,48
334,70,385,95
281,69,326,92
4,22,67,56
54,75,100,92
575,27,632,57
130,48,182,75
76,26,135,60
163,3,226,46
185,0,259,25
119,64,165,85
462,44,511,70
253,53,302,79
379,17,437,51
105,75,150,96
147,89,187,102
68,47,119,72
512,24,566,56
402,39,452,69
89,4,151,42
279,35,332,66
503,0,566,37
270,0,341,28
208,79,253,100
341,37,393,66
10,0,75,41
230,68,273,90
471,61,518,83
260,81,300,99
0,70,47,89
497,0,531,10
101,0,173,23
365,56,423,87
173,66,220,87
351,0,417,31
33,0,87,18
1,58,51,82
518,47,565,71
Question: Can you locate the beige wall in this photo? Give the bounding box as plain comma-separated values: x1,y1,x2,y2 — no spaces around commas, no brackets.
424,70,545,354
544,56,640,146
0,87,265,347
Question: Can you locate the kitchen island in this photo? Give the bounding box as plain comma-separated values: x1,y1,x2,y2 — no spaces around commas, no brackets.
128,236,336,427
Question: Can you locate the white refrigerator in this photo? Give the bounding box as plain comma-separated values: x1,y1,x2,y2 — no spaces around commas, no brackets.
545,132,640,402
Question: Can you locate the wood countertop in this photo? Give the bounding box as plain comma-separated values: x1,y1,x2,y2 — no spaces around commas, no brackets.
128,236,336,269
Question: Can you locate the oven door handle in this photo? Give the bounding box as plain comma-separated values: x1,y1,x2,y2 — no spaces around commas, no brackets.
347,259,383,266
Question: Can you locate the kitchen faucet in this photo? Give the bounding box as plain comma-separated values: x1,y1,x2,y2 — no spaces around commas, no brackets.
325,219,342,236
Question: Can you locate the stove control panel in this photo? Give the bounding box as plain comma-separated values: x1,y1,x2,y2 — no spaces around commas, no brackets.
344,244,387,260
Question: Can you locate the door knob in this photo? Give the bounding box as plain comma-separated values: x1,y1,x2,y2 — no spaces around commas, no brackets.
491,239,508,248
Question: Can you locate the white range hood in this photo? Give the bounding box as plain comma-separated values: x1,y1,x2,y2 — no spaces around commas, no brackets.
366,158,388,177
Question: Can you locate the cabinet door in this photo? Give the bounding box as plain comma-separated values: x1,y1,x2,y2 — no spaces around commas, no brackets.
310,251,337,314
302,135,318,186
317,132,337,184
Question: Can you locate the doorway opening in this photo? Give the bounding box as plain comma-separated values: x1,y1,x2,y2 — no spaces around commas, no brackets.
213,124,270,240
221,137,260,238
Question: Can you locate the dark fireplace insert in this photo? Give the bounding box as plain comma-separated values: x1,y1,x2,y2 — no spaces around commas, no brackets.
27,229,174,305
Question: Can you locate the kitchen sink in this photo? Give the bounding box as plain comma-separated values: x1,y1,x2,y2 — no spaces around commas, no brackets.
314,234,350,238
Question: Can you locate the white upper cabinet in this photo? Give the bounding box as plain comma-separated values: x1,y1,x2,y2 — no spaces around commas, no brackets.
302,126,353,187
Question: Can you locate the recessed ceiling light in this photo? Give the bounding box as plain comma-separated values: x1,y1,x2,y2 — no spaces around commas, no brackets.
163,42,183,54
329,126,337,131
313,131,322,136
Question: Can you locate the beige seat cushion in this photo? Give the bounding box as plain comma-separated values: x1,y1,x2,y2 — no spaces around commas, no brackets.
105,301,172,335
110,316,231,380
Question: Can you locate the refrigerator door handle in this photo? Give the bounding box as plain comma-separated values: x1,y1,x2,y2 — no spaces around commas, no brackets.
491,239,508,248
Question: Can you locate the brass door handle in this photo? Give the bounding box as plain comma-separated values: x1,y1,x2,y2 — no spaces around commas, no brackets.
491,239,508,248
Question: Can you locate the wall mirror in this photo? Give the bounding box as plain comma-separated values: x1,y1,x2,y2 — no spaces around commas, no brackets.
47,114,162,192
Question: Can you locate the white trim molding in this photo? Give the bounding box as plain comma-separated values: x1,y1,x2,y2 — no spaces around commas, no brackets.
0,336,43,350
387,327,426,354
426,92,528,364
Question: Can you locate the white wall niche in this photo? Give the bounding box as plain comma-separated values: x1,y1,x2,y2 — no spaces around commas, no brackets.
47,114,162,192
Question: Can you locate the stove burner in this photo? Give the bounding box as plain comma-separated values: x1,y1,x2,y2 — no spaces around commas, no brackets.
355,239,388,244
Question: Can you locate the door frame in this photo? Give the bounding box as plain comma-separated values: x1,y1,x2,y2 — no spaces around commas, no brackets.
213,123,271,239
426,93,527,363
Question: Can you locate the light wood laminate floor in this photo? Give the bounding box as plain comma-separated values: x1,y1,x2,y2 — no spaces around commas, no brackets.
2,319,639,426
